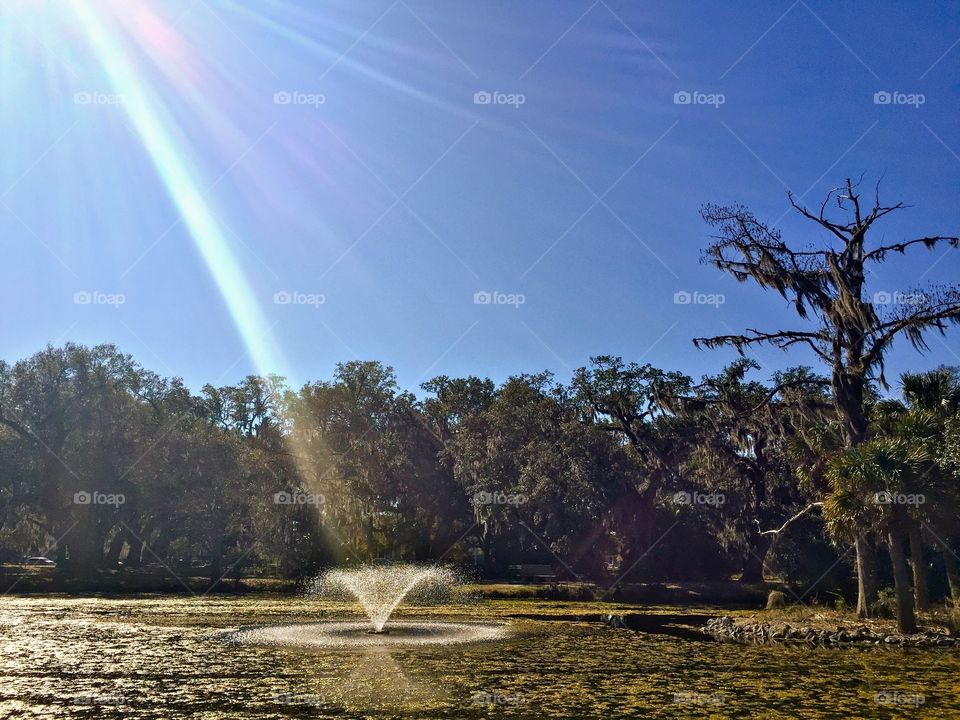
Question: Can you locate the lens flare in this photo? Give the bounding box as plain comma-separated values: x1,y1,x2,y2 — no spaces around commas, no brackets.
65,0,330,493
68,0,287,378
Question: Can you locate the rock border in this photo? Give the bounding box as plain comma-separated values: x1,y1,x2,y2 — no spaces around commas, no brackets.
703,615,958,648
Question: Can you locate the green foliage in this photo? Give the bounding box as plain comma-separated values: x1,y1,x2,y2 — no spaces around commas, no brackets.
873,587,898,618
0,341,955,598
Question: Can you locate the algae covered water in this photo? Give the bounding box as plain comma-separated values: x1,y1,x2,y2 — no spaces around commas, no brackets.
0,596,957,718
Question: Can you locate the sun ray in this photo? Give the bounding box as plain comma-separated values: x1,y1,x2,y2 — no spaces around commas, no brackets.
68,0,288,378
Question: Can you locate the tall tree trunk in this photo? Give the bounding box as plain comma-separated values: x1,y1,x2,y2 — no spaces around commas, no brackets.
908,524,929,611
105,527,126,566
887,523,918,634
481,521,496,577
66,509,101,578
839,375,875,617
942,544,960,604
855,537,878,618
127,538,146,567
125,522,152,567
739,546,766,584
152,526,175,564
209,533,224,589
741,460,769,584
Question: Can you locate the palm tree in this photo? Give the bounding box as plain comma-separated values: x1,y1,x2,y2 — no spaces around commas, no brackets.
826,438,933,633
943,415,960,602
889,369,960,605
696,178,960,616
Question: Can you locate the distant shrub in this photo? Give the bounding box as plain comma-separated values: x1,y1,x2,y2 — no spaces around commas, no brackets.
766,590,787,609
946,604,960,636
873,587,898,618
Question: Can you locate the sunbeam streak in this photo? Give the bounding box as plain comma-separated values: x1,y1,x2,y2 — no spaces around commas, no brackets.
68,0,288,378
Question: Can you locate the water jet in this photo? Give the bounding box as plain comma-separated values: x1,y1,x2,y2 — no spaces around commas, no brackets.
226,564,508,649
313,564,457,632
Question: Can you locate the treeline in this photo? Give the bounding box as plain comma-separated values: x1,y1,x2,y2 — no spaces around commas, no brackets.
2,176,959,631
0,344,816,584
0,342,957,605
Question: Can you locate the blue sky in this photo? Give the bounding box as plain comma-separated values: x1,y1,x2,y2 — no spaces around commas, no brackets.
2,0,959,393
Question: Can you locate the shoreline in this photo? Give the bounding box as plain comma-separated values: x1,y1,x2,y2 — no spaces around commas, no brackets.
702,610,960,649
0,567,786,605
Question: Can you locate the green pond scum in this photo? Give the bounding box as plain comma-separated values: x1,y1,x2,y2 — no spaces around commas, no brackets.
0,596,957,719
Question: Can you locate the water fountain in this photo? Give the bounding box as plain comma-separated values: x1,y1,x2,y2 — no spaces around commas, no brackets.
315,564,456,633
225,564,507,649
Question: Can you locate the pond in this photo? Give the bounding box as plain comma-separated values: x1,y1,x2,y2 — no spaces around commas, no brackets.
0,596,957,718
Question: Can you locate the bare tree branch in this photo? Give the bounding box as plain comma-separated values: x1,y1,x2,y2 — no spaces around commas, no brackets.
865,236,959,262
759,502,824,536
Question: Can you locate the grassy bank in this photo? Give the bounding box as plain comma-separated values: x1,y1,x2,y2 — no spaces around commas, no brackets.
0,565,299,595
728,603,960,638
3,563,789,607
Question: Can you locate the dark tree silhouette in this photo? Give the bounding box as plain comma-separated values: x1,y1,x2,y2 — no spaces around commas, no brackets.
695,177,960,617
